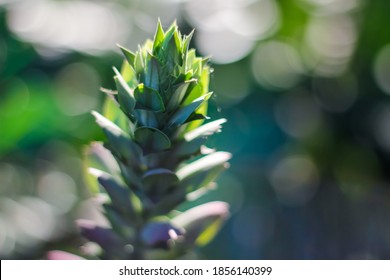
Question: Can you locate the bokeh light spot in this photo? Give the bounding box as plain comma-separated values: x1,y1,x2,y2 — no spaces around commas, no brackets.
187,0,280,64
54,63,100,116
251,41,304,90
275,90,322,138
304,14,356,77
212,63,251,106
38,171,77,214
18,197,56,241
373,44,390,95
7,0,128,56
196,28,255,64
0,214,15,258
0,163,34,198
269,155,319,206
299,0,361,15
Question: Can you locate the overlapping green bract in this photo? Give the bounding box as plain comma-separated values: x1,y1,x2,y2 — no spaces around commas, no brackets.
83,21,231,259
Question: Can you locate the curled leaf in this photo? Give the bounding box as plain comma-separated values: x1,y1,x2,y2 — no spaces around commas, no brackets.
142,168,179,197
134,84,165,112
134,127,171,153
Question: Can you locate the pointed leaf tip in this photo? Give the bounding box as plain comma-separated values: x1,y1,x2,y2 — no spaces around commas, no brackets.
182,29,194,54
112,67,136,114
117,44,136,66
91,110,122,136
184,118,227,142
153,20,165,52
176,151,232,180
88,167,105,178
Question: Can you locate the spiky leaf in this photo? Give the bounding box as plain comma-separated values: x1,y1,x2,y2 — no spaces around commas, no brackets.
168,93,211,128
134,84,165,112
91,111,141,165
118,44,136,66
153,20,165,53
89,168,137,219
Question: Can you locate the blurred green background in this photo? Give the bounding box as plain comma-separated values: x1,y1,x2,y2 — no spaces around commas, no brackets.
1,0,390,259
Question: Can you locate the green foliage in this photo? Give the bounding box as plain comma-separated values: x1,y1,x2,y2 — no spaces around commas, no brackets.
82,21,231,259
